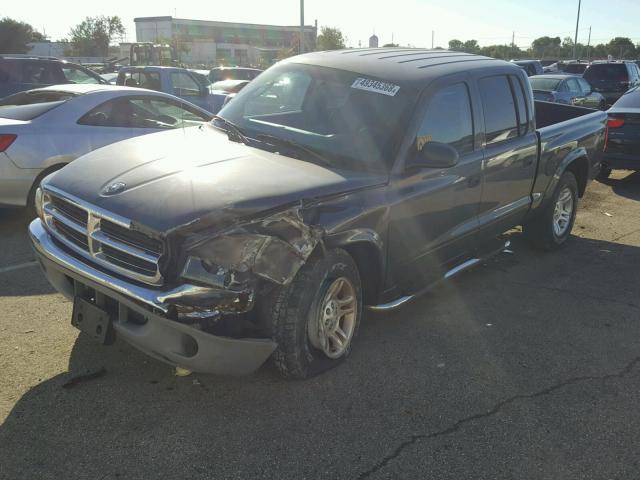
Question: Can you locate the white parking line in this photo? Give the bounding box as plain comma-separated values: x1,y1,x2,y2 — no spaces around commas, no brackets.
0,260,39,274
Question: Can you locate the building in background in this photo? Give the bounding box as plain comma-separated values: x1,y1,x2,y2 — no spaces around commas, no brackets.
134,16,317,67
369,34,379,48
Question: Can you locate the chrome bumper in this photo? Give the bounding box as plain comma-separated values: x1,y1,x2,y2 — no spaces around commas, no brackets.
29,219,277,375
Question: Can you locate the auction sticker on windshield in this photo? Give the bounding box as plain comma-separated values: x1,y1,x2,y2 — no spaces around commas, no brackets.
351,78,400,96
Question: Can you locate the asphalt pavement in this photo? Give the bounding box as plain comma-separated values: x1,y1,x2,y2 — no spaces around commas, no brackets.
1,172,640,479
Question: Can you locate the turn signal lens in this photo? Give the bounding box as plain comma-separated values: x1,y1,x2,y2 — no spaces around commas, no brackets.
0,134,16,152
607,118,625,128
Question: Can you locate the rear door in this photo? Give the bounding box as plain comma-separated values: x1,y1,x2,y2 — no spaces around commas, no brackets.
387,76,483,290
476,72,537,241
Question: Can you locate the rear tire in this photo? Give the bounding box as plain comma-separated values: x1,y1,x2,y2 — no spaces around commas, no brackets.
263,248,362,379
524,171,578,251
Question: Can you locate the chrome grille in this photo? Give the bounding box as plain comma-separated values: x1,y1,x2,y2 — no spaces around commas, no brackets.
42,187,164,285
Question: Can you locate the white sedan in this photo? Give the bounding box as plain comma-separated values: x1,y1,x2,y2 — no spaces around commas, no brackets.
0,84,213,211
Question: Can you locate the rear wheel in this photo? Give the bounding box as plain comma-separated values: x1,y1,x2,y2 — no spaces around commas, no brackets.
524,171,578,251
263,248,362,379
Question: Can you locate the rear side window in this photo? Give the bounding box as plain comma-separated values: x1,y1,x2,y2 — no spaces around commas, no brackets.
0,90,77,120
0,61,20,84
585,64,628,81
509,75,529,135
478,75,518,144
416,83,474,156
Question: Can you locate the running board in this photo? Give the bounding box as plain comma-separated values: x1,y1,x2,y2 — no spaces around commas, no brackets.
367,240,511,312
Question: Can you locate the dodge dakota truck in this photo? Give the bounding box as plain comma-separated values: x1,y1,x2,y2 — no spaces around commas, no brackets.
29,49,607,379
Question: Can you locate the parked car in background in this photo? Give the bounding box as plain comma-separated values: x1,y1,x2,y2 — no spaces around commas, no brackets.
563,62,589,75
512,60,544,76
0,55,109,99
599,86,640,179
0,84,212,210
189,69,212,87
117,66,230,113
100,72,119,84
30,50,606,379
530,74,606,109
583,61,640,106
540,59,558,68
208,66,262,83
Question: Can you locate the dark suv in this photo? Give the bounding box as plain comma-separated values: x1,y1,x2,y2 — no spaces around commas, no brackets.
583,61,640,106
0,55,108,99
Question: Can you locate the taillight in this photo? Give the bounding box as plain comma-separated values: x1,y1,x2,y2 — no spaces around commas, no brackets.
607,118,625,128
0,134,16,152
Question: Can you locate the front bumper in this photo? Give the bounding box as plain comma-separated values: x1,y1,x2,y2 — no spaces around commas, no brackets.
29,219,277,375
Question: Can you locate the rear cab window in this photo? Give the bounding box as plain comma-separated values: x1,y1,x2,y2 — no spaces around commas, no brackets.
478,75,519,144
0,90,78,120
585,64,628,82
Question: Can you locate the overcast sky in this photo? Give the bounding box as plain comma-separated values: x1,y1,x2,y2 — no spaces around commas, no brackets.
5,0,640,48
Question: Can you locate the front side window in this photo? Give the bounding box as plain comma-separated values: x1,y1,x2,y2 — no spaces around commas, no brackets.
220,63,412,172
577,78,592,93
478,75,518,145
415,83,474,156
566,78,581,93
120,71,161,91
79,96,210,129
171,72,201,96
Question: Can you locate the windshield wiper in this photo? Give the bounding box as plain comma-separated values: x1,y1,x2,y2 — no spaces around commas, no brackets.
254,133,332,167
212,115,249,145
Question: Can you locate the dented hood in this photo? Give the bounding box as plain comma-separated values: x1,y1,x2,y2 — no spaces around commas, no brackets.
44,125,386,235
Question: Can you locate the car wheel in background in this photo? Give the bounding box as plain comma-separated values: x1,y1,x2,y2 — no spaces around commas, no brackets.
524,171,578,251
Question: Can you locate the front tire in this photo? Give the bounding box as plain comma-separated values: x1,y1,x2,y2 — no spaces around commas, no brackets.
524,171,578,251
264,248,362,379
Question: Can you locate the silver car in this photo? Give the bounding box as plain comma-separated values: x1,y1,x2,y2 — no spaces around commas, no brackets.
0,84,212,210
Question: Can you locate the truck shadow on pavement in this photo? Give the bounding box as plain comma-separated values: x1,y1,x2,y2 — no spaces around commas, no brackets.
600,170,640,201
2,234,640,479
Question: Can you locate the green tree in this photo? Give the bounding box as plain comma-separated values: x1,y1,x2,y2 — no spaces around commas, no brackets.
316,26,345,50
607,37,635,59
448,39,464,51
0,17,46,54
68,16,125,57
382,43,399,47
463,40,480,54
530,36,562,59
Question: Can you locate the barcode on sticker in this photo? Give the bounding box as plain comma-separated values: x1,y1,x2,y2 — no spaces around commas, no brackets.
351,78,400,96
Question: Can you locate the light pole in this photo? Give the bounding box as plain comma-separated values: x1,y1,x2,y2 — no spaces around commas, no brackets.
573,0,581,59
300,0,305,54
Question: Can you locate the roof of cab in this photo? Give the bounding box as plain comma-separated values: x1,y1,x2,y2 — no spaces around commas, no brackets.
285,48,516,88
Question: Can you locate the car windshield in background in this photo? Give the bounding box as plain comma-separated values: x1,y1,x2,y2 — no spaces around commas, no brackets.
612,87,640,108
219,63,411,172
585,64,627,81
0,90,78,120
529,77,562,91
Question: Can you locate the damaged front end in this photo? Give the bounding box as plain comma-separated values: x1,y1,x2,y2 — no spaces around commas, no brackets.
167,208,323,323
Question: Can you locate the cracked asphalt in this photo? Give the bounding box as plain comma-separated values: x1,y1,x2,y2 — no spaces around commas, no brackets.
1,172,640,479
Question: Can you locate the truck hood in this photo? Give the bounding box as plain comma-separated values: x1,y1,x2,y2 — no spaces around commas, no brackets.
44,125,386,235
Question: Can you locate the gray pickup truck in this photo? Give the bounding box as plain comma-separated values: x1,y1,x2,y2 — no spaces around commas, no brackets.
29,49,607,379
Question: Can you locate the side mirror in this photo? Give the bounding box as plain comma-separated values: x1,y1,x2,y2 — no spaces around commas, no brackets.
407,141,459,170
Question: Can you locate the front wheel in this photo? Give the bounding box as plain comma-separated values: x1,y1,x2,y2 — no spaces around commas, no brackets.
524,171,578,251
264,248,362,379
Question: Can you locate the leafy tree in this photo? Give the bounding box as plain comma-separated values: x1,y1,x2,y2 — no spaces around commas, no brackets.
0,17,46,54
463,40,480,54
531,36,562,59
607,37,635,59
382,43,399,47
448,39,464,51
68,16,125,57
317,26,346,50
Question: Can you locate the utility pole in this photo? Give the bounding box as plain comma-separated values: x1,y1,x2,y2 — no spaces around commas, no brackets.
573,0,581,59
512,31,515,59
299,0,305,54
586,26,592,62
432,30,434,49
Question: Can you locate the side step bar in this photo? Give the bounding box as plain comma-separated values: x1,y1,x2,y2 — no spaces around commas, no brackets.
368,241,510,312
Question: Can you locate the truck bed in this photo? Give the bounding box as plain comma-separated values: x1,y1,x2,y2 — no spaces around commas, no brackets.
532,100,607,205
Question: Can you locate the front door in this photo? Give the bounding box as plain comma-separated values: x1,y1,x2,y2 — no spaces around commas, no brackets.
387,80,483,292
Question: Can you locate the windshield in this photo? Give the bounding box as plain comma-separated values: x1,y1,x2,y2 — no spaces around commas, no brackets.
585,64,628,81
530,77,562,91
0,90,78,120
218,63,412,172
